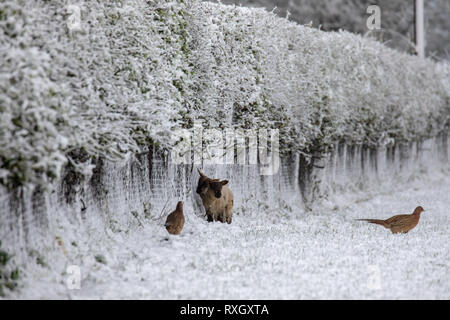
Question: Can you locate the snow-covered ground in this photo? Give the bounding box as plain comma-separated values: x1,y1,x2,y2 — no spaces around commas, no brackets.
10,171,449,300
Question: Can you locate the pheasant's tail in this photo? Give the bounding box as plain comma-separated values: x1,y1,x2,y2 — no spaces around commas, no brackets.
356,219,389,228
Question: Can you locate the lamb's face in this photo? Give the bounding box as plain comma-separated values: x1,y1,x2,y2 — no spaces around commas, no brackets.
209,180,223,198
210,179,228,198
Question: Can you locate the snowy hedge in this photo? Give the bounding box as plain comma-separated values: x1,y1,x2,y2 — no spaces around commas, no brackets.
0,0,449,188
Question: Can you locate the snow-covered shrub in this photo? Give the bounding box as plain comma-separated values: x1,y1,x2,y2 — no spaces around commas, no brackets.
1,0,189,187
0,0,449,189
186,2,449,153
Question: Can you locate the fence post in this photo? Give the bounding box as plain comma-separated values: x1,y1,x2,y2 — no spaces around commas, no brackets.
414,0,425,58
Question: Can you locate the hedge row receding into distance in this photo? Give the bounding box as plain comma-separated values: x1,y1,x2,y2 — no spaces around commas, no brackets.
0,0,449,188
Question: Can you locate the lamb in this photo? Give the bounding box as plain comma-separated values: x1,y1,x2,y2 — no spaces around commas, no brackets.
195,169,233,224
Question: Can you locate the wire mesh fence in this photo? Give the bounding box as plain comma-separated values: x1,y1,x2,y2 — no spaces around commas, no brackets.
0,133,448,262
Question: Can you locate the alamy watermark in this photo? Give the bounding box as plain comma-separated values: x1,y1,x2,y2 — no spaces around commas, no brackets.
66,4,82,32
366,264,382,290
170,122,280,176
66,265,81,290
366,5,381,30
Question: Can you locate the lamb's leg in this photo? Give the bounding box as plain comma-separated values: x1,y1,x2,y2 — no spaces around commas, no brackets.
206,209,214,222
226,205,233,224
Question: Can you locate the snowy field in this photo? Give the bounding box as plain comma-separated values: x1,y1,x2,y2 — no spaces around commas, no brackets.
10,172,449,300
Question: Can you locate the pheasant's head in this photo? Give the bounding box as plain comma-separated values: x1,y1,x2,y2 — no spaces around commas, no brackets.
413,206,425,215
176,201,183,212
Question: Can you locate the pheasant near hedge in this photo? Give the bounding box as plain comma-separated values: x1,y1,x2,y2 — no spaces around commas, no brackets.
165,201,185,235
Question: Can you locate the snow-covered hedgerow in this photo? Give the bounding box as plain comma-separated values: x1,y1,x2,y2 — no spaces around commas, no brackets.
0,0,449,188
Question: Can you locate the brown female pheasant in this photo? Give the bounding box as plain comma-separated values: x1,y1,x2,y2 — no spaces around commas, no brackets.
357,206,425,234
165,201,184,235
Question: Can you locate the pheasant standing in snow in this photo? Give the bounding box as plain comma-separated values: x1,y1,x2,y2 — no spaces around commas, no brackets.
165,201,184,235
357,206,425,234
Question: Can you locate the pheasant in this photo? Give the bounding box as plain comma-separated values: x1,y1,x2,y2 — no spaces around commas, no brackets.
356,206,425,234
165,201,184,235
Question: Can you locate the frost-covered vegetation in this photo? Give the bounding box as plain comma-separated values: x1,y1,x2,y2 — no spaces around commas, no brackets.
1,0,449,189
